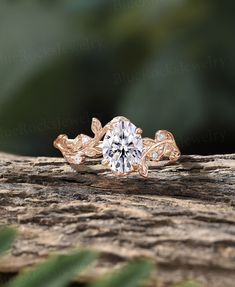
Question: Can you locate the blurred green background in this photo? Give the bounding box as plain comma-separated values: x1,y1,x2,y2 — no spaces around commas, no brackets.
0,0,234,156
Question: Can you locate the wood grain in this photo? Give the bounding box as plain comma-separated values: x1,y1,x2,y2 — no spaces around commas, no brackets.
0,153,235,287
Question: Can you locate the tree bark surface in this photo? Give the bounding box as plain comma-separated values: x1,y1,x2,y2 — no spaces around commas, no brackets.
0,153,235,287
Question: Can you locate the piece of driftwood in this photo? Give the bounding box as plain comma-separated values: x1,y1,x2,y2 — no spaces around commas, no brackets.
0,152,235,287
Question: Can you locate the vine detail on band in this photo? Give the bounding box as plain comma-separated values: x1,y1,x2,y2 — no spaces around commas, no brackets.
54,117,180,177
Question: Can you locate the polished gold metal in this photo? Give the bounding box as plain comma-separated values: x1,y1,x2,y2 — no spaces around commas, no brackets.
54,116,180,177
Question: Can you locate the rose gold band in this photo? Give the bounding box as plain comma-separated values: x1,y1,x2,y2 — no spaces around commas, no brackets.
54,116,180,177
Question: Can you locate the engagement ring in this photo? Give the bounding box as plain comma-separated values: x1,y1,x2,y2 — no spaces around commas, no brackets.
54,116,180,177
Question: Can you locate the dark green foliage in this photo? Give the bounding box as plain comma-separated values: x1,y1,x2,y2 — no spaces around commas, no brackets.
6,250,97,287
0,227,202,287
89,260,154,287
0,227,17,255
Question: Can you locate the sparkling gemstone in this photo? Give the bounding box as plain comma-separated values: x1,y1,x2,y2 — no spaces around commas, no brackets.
157,133,166,141
151,152,158,161
102,120,143,174
74,154,82,164
82,135,90,145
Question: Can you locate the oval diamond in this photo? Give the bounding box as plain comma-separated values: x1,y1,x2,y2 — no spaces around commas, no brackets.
102,120,143,174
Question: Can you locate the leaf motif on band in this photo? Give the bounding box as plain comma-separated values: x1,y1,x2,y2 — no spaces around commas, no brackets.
91,118,102,135
155,130,174,142
73,135,83,149
54,134,82,153
139,162,148,177
169,148,181,161
84,147,101,157
143,138,155,146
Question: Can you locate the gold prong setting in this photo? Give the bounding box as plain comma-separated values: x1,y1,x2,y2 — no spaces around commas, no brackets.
136,128,143,135
102,158,110,166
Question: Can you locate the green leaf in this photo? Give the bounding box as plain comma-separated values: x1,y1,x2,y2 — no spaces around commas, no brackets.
0,227,17,255
90,260,154,287
7,250,98,287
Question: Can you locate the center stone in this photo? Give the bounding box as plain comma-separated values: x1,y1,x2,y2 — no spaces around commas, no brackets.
102,120,143,174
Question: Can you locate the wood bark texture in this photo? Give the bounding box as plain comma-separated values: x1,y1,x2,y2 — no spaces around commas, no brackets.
0,153,235,287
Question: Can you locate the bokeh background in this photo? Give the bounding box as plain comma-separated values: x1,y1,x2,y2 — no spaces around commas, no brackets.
0,0,234,157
